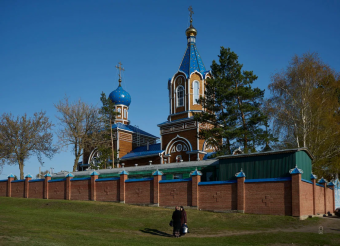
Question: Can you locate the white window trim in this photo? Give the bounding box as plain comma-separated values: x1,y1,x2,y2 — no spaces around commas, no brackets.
193,80,200,105
124,108,127,118
176,85,184,108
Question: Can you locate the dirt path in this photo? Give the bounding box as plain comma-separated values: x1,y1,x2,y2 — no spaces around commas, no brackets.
184,217,340,238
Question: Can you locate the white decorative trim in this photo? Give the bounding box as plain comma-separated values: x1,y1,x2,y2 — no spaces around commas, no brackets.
197,121,199,160
164,135,193,154
117,130,120,158
193,80,200,105
188,77,191,111
176,85,185,108
184,77,187,111
171,74,187,114
88,148,99,166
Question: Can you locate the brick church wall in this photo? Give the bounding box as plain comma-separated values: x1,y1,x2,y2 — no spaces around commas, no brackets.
315,185,325,214
48,180,66,200
125,179,153,204
159,180,192,207
71,179,91,201
326,187,334,213
300,181,313,216
11,181,25,198
96,179,120,202
198,183,237,210
0,181,7,196
1,172,335,218
245,181,292,216
28,180,44,199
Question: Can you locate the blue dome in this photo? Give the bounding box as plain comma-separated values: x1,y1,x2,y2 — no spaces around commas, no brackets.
109,85,131,106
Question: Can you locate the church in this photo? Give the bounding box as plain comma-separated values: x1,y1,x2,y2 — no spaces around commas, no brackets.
0,7,335,218
82,11,215,169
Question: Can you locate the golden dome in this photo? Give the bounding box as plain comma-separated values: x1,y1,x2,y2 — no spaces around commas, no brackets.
186,17,197,37
185,26,197,37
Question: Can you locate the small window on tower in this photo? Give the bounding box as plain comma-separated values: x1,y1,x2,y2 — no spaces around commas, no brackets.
176,86,184,107
193,81,199,104
118,108,121,117
124,109,127,118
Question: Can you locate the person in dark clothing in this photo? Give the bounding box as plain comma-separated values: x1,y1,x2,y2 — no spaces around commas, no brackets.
180,206,187,235
172,206,182,238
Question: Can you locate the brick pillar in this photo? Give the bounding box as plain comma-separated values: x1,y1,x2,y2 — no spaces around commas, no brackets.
235,169,246,213
152,170,163,205
191,169,202,208
65,173,74,200
90,171,99,201
119,171,128,203
7,174,14,197
311,174,317,215
44,173,51,199
24,174,33,198
324,183,328,214
291,173,302,217
328,182,335,214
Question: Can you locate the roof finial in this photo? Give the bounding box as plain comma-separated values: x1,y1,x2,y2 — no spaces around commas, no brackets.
115,62,125,86
188,6,194,27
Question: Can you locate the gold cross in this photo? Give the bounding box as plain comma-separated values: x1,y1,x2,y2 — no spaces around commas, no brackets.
188,6,194,19
115,62,125,83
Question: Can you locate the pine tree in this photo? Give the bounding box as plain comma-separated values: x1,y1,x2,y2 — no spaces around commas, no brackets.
194,47,274,154
98,92,120,168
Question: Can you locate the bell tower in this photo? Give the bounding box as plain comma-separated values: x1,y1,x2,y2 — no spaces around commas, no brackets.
158,7,213,164
168,6,210,122
109,62,131,125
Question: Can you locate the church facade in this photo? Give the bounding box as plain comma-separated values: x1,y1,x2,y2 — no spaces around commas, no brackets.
82,14,214,170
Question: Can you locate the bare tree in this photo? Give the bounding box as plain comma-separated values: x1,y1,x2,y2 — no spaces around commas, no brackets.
267,52,340,177
55,97,100,172
36,169,50,179
0,111,57,179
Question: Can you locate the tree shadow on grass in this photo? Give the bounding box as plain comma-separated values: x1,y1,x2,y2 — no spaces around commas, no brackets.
140,228,172,237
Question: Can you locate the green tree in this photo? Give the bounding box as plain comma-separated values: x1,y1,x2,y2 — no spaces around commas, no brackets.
0,112,57,179
267,52,340,178
194,47,274,154
98,92,120,168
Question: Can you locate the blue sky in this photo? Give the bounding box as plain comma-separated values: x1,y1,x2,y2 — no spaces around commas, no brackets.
1,0,339,178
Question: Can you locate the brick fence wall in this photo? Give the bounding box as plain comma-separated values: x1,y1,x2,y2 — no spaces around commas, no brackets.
0,171,335,217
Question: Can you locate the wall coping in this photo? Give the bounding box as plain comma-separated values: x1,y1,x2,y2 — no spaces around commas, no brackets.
0,179,8,182
125,177,153,183
95,178,120,182
198,180,237,186
159,178,191,183
48,178,66,183
29,179,45,183
301,179,313,184
316,183,324,187
71,177,91,181
245,177,291,183
11,179,25,183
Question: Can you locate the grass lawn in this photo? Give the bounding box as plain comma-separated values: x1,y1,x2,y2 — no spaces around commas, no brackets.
0,197,339,245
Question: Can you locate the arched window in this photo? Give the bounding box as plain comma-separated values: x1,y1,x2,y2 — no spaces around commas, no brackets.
118,108,121,117
176,86,184,107
193,81,199,104
124,108,127,118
